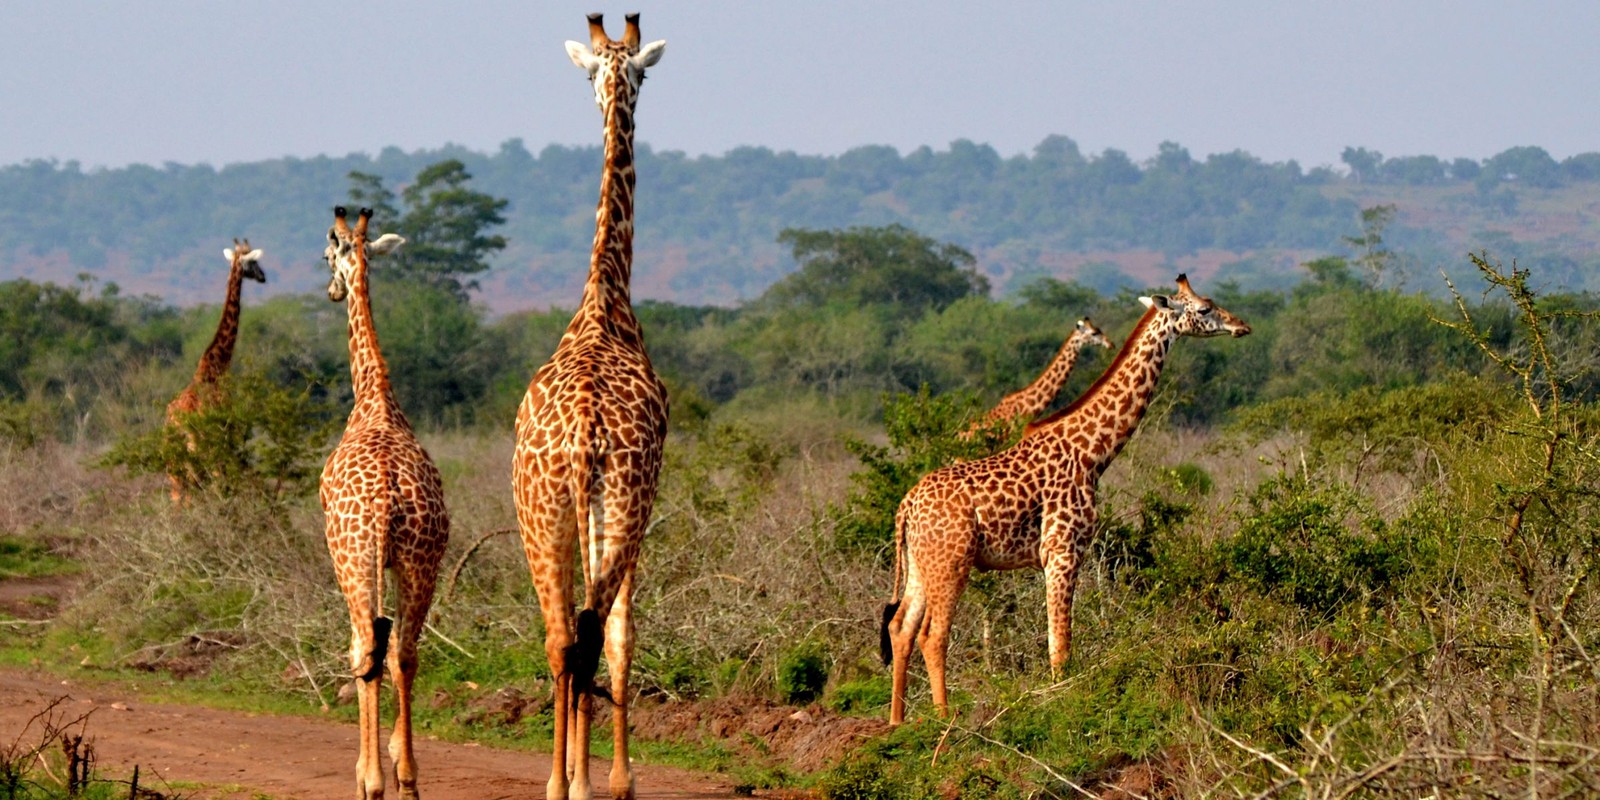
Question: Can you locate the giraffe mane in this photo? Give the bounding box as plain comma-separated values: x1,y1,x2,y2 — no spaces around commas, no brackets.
1024,303,1161,436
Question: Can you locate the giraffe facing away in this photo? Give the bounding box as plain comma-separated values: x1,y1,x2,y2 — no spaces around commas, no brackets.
164,240,266,501
512,14,668,800
320,207,451,800
964,318,1112,438
881,275,1250,725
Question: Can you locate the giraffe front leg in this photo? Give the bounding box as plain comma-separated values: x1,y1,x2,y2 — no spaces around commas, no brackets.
604,574,636,800
569,672,595,800
388,571,431,800
1041,512,1092,676
340,591,388,799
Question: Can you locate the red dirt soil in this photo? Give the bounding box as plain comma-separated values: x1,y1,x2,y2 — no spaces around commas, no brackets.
0,667,744,799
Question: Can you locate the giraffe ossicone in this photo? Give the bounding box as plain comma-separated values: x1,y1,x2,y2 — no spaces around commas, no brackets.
882,274,1250,726
513,14,669,800
320,205,450,800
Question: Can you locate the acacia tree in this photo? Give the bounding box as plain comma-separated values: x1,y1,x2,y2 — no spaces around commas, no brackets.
765,224,990,317
346,159,508,302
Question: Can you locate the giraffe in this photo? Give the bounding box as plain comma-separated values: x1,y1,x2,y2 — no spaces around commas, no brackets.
964,318,1112,438
880,275,1250,725
511,14,668,800
164,240,266,501
319,207,450,800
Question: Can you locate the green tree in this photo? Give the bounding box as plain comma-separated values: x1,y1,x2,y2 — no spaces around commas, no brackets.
1340,147,1383,183
1344,204,1398,289
764,224,989,317
346,159,508,301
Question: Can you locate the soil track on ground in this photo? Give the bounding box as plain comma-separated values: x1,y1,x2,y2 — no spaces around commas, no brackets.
0,667,742,799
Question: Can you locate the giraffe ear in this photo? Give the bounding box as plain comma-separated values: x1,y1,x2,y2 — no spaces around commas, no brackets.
1142,295,1178,310
566,40,601,73
632,39,666,69
368,233,406,256
223,248,236,262
245,249,264,262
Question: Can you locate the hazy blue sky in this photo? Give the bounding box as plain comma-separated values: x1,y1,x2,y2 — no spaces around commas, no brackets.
3,2,1598,170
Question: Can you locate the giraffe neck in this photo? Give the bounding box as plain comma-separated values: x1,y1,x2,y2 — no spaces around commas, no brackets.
341,263,405,429
566,73,644,349
191,262,246,385
1028,306,1176,473
1006,332,1092,418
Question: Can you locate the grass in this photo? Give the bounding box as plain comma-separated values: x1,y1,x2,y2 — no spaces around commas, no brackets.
0,534,76,579
6,351,1600,800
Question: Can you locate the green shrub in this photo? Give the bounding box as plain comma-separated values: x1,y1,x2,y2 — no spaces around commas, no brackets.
827,675,891,714
1218,474,1424,616
99,370,338,502
776,643,828,705
833,385,998,555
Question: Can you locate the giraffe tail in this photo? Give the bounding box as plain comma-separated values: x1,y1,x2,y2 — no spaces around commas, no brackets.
568,412,608,701
880,503,909,666
352,496,393,682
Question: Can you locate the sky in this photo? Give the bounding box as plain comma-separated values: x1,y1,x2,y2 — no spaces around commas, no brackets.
2,2,1599,171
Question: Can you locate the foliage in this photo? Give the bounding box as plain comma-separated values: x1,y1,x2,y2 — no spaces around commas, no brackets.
832,386,997,555
9,140,1600,312
100,370,338,502
776,642,829,705
765,225,989,316
1218,475,1427,616
1231,376,1515,476
346,158,508,301
1438,253,1600,700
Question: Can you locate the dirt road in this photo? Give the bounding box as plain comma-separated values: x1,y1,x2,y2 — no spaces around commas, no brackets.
0,667,741,799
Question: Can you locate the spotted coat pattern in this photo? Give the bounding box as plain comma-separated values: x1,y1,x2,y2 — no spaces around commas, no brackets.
510,14,667,800
164,240,266,500
965,318,1112,437
884,276,1251,725
320,207,450,800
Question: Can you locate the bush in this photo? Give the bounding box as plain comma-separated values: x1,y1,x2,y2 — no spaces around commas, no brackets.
100,370,339,502
827,676,891,714
1218,474,1424,616
832,386,998,555
776,643,828,705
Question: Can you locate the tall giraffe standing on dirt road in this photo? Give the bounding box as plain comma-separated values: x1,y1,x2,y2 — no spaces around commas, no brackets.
882,275,1251,725
512,14,668,800
320,207,450,800
164,240,266,501
964,318,1112,438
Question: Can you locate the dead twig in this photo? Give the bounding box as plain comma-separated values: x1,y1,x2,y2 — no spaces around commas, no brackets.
444,527,518,601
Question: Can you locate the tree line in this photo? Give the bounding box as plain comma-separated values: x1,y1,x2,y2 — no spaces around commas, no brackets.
5,138,1600,307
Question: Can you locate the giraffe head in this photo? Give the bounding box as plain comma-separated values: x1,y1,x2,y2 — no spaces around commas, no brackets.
223,238,267,284
565,13,666,114
1072,318,1114,349
323,206,405,302
1139,274,1252,338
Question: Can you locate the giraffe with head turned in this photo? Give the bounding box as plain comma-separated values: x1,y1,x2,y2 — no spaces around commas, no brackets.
964,318,1112,439
320,207,451,800
881,275,1250,725
512,14,668,800
164,240,266,501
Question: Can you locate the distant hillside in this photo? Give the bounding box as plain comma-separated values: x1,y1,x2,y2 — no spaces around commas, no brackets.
3,138,1597,312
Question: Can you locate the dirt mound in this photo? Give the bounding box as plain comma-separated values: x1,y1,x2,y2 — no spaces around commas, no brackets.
633,693,891,773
